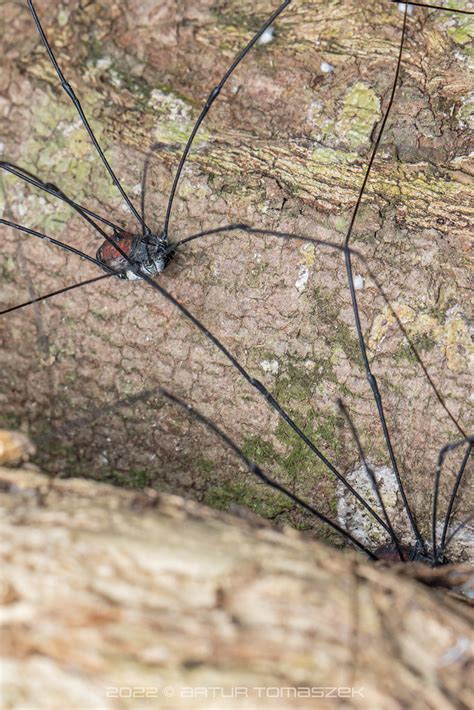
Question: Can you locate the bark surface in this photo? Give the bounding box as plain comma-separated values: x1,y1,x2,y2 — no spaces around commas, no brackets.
0,2,472,552
1,461,473,710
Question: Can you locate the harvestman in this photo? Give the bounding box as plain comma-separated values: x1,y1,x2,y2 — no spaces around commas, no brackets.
1,0,472,563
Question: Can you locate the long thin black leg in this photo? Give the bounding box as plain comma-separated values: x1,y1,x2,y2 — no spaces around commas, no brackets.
345,250,423,549
1,161,122,232
27,0,145,229
338,400,404,559
3,213,464,554
134,269,395,539
171,221,471,555
10,170,144,268
431,436,473,563
36,386,163,448
344,6,408,251
0,273,114,316
341,6,424,548
2,169,137,311
0,218,111,270
167,223,465,436
2,206,138,282
439,443,472,557
162,0,292,238
139,142,172,242
1,211,393,536
390,1,474,14
160,388,378,559
140,147,161,240
443,513,474,552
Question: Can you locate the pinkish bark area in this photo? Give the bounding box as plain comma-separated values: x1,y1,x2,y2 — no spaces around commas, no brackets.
0,1,472,554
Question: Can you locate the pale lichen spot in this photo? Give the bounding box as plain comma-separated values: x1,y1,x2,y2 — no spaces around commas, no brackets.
397,2,413,15
260,359,280,375
335,215,349,233
457,92,474,130
445,2,474,50
258,27,274,45
443,306,472,373
307,100,334,143
95,57,113,72
150,89,207,146
16,202,28,219
307,98,323,123
337,462,474,562
300,243,316,267
57,8,70,26
295,265,309,293
320,61,334,74
368,301,471,373
369,302,418,350
149,89,191,124
335,82,382,149
337,464,410,548
311,145,358,166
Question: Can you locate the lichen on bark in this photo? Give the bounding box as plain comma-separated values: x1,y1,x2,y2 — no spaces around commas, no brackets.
0,0,472,553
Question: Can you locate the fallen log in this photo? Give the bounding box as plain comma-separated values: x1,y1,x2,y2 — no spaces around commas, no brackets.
1,459,472,709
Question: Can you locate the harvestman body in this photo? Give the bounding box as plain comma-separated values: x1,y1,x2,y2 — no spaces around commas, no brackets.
1,0,472,565
96,229,172,280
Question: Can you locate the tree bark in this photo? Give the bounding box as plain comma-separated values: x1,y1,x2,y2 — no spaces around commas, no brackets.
1,456,473,709
1,1,472,547
1,6,473,705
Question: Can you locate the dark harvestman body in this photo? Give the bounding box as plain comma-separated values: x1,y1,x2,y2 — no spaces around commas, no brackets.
0,0,472,564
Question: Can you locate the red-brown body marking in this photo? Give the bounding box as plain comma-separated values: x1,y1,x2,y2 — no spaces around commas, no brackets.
96,230,172,280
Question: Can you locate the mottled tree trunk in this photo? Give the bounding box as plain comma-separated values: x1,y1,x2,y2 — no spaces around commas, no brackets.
1,1,473,704
1,455,473,709
1,0,472,551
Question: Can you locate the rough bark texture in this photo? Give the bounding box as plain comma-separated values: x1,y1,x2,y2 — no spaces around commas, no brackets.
1,461,473,710
0,2,472,552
